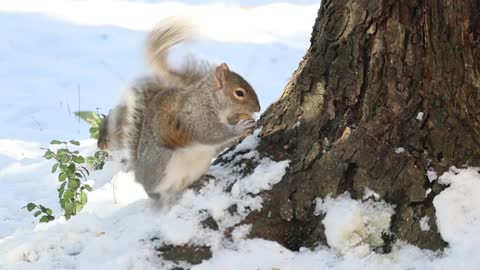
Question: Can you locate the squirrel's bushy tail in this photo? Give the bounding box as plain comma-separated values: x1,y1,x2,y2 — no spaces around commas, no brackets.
146,17,209,85
146,17,192,76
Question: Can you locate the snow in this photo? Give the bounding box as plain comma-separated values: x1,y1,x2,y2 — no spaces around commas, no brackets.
363,187,380,200
230,224,252,242
427,167,438,182
420,216,431,232
230,154,289,196
0,3,312,143
1,0,317,48
394,147,405,154
0,140,43,161
2,1,480,269
0,132,291,269
434,167,480,246
315,194,395,253
416,112,424,121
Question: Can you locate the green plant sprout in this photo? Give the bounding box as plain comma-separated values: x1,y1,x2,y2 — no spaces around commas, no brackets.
25,110,112,223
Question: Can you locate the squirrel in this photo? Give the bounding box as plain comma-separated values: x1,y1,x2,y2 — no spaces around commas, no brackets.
97,105,128,151
120,18,261,200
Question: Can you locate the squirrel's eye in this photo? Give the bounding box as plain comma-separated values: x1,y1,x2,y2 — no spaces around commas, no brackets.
234,88,246,99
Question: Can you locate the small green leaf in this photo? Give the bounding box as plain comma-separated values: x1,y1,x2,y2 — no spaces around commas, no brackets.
69,140,80,146
34,210,42,217
51,163,59,173
84,184,93,192
46,208,52,216
67,164,76,174
57,153,70,163
74,111,98,125
39,216,49,223
75,202,84,213
89,127,100,139
65,202,74,218
64,190,74,200
69,179,80,190
72,155,85,164
39,215,54,223
92,112,101,122
57,148,69,155
25,203,36,212
43,150,54,160
50,139,63,145
39,205,47,212
58,182,66,199
58,172,67,182
72,150,80,154
80,191,88,205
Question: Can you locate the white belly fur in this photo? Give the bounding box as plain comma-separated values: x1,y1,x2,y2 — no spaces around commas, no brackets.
153,143,219,193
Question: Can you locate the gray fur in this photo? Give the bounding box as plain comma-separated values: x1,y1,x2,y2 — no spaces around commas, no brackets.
97,105,128,151
122,18,259,200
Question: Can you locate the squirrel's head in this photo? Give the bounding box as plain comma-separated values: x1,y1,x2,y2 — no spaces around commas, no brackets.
214,63,260,115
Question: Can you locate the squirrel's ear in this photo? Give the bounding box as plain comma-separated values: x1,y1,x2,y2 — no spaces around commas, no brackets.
215,63,229,90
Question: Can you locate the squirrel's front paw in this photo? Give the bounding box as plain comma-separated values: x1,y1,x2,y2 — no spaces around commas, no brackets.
234,119,256,138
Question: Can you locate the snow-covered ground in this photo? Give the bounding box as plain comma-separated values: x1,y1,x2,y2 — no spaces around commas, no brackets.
1,1,480,269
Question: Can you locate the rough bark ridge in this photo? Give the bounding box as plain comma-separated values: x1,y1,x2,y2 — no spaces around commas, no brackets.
241,0,480,251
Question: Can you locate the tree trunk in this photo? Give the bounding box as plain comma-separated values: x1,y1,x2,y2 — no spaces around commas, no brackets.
234,0,480,251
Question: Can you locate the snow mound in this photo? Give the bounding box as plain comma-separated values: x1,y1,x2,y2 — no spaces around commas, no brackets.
433,167,480,263
315,194,395,253
419,216,431,232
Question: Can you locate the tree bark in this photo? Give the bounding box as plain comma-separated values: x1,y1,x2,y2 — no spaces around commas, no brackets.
232,0,480,251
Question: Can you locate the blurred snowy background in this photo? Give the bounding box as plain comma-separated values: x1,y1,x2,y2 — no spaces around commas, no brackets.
0,0,318,144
